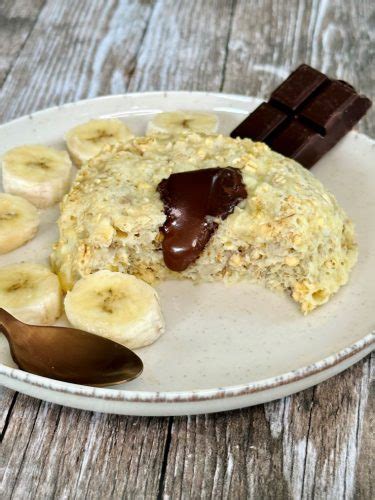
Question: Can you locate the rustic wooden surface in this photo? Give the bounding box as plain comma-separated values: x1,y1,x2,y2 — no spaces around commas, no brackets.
0,0,374,498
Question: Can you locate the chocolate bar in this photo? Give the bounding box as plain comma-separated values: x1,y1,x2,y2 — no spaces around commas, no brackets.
230,64,372,168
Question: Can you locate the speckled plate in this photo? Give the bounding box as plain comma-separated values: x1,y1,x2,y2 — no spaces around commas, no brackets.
0,92,374,416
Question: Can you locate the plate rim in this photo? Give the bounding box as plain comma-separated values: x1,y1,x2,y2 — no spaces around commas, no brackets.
0,90,261,127
0,91,374,405
0,332,373,403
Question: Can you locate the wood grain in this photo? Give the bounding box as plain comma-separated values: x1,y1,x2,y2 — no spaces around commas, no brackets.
127,0,235,92
0,0,45,87
161,357,374,499
0,0,374,498
0,388,16,438
0,0,154,123
0,395,169,499
354,354,374,500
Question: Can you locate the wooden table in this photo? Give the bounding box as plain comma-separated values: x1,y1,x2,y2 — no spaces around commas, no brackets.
0,1,373,498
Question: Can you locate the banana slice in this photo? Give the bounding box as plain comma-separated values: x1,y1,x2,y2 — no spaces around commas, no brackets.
146,111,219,135
2,145,72,208
65,119,133,166
64,270,165,349
0,263,62,325
0,194,40,254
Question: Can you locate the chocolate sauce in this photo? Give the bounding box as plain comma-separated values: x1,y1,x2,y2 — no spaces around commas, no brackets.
157,167,247,272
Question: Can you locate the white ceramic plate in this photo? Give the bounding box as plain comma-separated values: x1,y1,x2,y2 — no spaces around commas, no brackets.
0,92,374,416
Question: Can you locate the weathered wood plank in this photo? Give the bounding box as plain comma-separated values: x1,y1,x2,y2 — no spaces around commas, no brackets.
127,0,235,92
0,396,42,498
354,352,374,500
223,0,374,137
0,388,16,438
299,358,373,499
0,396,169,499
0,0,154,123
163,404,293,498
0,0,45,88
161,356,373,499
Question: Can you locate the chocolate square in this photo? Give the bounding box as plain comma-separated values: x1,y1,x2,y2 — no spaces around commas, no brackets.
230,102,287,141
270,64,328,112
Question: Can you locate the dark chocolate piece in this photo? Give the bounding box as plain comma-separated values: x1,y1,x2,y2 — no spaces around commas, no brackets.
300,81,371,135
230,64,372,168
268,119,323,168
270,64,328,112
232,102,287,142
157,167,247,272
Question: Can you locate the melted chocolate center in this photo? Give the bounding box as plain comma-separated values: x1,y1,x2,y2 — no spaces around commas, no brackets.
157,167,247,272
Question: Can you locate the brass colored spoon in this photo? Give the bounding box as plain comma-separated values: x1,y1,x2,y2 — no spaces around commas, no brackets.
0,308,143,386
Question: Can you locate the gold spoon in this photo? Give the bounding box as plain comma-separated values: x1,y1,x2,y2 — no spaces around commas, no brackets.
0,308,143,386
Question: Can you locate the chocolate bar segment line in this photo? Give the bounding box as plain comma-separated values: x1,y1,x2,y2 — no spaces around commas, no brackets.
299,80,367,135
230,64,372,168
268,119,323,169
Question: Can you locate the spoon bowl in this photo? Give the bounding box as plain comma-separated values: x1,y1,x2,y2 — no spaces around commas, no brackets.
0,308,143,386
